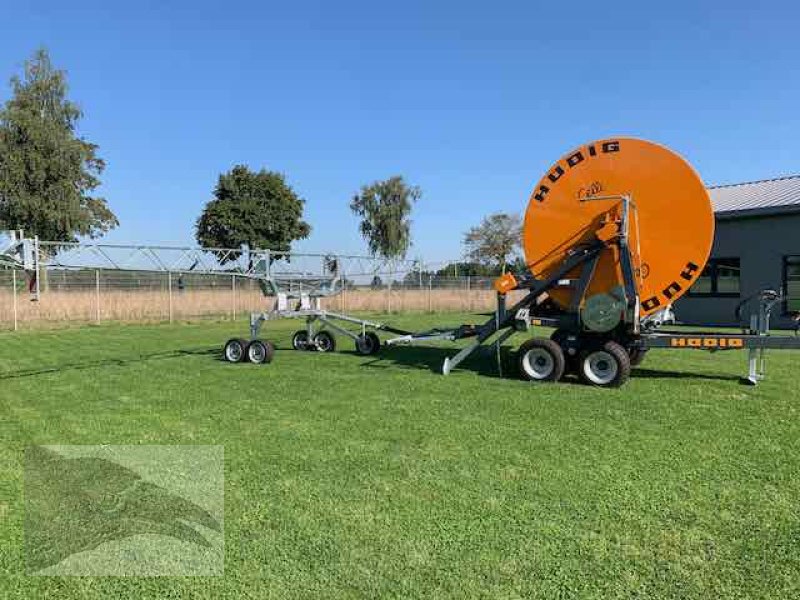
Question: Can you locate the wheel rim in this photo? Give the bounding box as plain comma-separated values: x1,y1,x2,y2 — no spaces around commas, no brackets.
583,350,619,385
522,348,555,380
249,343,266,363
293,333,308,350
225,342,243,362
316,334,332,351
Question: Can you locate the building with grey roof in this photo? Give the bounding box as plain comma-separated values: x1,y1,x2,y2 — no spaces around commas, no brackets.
675,175,800,328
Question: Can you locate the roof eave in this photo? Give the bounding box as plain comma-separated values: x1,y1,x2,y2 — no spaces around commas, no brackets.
715,205,800,220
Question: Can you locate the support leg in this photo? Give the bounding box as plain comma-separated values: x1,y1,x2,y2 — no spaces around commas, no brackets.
743,348,759,385
442,340,481,375
493,327,517,377
306,316,315,339
250,313,264,340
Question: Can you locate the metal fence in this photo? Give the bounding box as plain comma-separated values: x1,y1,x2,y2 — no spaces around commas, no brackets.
0,269,515,331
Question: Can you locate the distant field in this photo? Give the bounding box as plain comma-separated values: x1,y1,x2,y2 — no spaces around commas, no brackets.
1,313,799,598
0,286,521,329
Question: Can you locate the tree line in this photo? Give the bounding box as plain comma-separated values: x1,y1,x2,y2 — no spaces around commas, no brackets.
0,49,524,275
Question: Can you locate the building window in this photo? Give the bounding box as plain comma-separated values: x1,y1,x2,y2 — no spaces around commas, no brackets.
689,258,740,296
784,256,800,313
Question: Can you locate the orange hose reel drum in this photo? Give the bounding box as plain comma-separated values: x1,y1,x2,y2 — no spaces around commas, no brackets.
522,138,714,316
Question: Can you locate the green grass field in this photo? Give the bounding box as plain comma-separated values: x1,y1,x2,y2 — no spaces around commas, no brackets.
1,313,799,598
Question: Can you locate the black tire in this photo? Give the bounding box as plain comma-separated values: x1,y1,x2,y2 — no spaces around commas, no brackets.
292,330,310,351
629,347,648,367
366,332,381,355
518,338,566,383
578,340,631,388
223,338,248,363
247,339,275,364
313,331,336,352
355,331,381,356
550,329,580,373
367,331,383,354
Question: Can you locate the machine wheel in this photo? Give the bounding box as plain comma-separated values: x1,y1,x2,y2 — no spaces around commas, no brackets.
629,347,648,367
223,338,248,363
313,331,336,352
518,338,566,383
355,332,381,356
247,339,275,364
292,330,310,351
578,340,631,388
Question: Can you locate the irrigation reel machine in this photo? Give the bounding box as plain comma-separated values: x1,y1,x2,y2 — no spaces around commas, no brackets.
380,137,800,387
2,137,799,387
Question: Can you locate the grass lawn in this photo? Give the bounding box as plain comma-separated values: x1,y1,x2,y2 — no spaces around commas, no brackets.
1,312,799,598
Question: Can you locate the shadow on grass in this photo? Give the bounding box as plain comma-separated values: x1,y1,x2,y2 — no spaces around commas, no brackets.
360,345,740,384
633,367,741,382
0,347,220,381
3,340,742,385
358,344,516,379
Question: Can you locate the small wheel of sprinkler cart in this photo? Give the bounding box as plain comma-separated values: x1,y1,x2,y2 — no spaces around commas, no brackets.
313,331,336,352
292,330,310,351
366,331,381,354
355,332,381,356
518,338,566,382
247,339,275,364
223,338,249,363
578,341,631,388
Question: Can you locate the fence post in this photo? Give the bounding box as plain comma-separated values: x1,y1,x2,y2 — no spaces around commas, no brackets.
428,275,432,313
95,270,101,322
168,271,173,323
339,261,344,313
231,274,236,321
34,236,41,301
12,269,18,332
386,262,392,314
467,275,471,312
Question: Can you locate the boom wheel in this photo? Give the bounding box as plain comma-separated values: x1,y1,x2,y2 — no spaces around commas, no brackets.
292,330,310,351
355,332,381,356
223,338,248,363
313,331,336,353
247,339,275,364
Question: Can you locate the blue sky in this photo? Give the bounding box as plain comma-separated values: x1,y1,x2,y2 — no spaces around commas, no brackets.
1,1,798,261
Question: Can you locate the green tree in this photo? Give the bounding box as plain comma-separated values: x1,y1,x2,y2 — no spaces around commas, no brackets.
350,176,420,260
463,212,522,274
195,165,311,261
436,261,500,278
0,48,117,241
507,255,529,275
